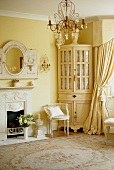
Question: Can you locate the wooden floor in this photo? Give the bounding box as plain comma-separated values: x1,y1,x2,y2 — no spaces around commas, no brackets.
45,129,83,138
46,129,114,141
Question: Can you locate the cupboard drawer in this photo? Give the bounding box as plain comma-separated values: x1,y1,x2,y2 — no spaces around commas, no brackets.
58,93,92,100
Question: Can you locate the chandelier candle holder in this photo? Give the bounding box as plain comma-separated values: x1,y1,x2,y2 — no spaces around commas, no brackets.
48,0,87,48
41,55,50,72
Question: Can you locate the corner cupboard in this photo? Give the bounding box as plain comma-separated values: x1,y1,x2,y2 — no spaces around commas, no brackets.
58,44,93,131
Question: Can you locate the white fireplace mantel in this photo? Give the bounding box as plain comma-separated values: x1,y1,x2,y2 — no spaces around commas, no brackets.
0,86,34,140
0,86,35,90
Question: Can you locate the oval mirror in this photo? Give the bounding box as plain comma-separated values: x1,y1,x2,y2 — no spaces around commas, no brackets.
6,48,24,74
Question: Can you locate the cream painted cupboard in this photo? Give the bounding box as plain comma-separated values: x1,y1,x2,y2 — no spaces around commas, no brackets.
58,44,93,132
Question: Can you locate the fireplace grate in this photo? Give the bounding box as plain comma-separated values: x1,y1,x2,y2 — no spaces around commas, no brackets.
7,127,24,136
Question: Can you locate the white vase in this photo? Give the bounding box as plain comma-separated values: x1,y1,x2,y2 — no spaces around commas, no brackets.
16,82,19,87
72,32,79,44
24,127,28,140
13,82,19,87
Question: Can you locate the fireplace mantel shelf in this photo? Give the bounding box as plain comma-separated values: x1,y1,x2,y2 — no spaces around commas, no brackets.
0,86,35,90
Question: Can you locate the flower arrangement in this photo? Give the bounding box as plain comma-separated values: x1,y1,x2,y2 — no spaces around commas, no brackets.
12,79,20,87
17,114,35,128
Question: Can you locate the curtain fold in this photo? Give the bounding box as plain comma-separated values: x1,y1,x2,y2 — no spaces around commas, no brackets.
83,38,114,135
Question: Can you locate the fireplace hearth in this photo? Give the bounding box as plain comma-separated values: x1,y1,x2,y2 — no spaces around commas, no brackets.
7,110,24,128
7,110,24,137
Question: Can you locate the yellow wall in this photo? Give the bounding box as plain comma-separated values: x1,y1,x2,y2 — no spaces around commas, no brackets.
0,16,93,130
93,19,114,46
102,19,114,43
0,16,57,125
78,22,93,45
93,20,102,47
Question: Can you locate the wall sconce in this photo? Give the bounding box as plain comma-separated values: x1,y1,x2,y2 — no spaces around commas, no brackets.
41,55,50,72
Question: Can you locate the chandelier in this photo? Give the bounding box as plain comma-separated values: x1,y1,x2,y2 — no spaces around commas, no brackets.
48,0,87,48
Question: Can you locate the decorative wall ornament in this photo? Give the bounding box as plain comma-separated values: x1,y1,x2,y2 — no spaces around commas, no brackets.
0,41,38,79
2,92,27,101
34,114,44,138
40,55,50,72
6,102,24,112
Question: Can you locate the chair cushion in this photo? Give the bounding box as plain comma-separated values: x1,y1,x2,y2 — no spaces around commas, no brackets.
52,115,69,120
104,118,114,126
47,106,64,118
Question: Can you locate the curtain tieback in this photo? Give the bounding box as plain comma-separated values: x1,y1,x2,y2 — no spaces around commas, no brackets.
97,86,106,102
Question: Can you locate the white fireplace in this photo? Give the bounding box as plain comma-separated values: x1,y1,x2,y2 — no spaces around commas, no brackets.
0,86,34,140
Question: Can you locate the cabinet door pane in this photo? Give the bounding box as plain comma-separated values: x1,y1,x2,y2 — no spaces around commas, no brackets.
61,65,64,76
81,51,84,62
60,51,63,62
76,78,80,90
69,78,72,89
61,78,63,89
76,51,80,62
69,64,71,76
86,51,89,62
68,51,71,62
81,64,85,76
81,78,85,90
65,78,67,89
76,64,80,76
85,64,89,76
64,51,67,62
85,78,89,89
64,65,67,76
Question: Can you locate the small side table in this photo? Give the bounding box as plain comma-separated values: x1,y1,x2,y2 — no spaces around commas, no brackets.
34,114,44,138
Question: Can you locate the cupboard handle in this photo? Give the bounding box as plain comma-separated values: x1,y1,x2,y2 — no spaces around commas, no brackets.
72,95,76,98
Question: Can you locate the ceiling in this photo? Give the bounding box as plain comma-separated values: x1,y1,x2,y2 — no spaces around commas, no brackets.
0,0,114,22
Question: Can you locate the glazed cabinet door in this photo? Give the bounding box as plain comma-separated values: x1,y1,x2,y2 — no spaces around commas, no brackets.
74,46,92,92
58,48,74,92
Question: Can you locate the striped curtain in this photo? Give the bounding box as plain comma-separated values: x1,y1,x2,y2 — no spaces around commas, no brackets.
83,38,114,135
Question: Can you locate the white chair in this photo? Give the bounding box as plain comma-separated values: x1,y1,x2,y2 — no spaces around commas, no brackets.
104,96,114,140
44,103,70,137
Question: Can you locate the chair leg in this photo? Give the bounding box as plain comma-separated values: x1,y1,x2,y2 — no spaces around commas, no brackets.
49,120,51,134
67,119,69,136
105,126,110,140
47,120,51,134
51,120,54,137
49,119,53,137
57,120,59,131
64,120,66,134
